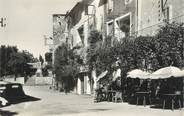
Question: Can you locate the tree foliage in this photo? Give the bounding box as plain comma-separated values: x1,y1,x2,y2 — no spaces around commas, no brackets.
0,46,37,78
154,22,184,68
87,22,184,80
45,52,52,62
54,43,80,91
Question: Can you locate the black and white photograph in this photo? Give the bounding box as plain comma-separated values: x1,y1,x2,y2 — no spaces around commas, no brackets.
0,0,184,116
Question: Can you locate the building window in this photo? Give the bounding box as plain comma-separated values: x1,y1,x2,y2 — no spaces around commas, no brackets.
115,14,131,38
85,5,95,15
125,0,133,5
163,6,170,21
107,0,113,14
107,21,113,35
77,25,84,45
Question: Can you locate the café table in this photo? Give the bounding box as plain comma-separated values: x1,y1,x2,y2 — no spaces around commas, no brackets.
135,91,151,107
160,93,182,110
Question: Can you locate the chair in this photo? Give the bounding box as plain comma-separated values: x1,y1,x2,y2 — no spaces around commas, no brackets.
112,91,122,103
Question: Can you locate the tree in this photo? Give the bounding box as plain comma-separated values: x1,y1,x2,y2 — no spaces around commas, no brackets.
129,21,184,71
87,30,103,72
45,52,52,63
54,43,80,91
134,36,159,71
42,67,49,77
21,51,37,77
0,45,18,77
154,22,184,68
8,52,25,78
0,45,37,78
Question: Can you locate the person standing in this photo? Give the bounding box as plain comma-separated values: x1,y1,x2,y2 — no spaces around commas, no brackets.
112,58,121,82
64,83,68,95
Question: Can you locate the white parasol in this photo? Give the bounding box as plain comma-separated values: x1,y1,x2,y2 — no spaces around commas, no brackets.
149,66,182,79
127,69,150,79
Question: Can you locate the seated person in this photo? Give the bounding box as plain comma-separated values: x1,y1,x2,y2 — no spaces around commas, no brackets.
139,81,148,92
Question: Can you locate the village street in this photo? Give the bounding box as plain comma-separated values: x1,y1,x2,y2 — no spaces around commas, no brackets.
1,85,183,116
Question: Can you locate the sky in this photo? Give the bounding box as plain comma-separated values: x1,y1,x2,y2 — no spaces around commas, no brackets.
0,0,81,58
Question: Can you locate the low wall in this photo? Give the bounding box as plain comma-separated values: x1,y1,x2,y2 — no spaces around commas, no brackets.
35,77,53,85
4,77,25,85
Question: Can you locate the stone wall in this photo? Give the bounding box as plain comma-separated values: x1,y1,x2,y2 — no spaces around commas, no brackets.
35,77,53,85
4,77,25,85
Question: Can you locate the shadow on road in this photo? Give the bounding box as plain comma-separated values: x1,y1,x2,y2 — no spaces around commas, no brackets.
150,104,182,110
8,94,41,104
88,108,111,112
1,94,41,108
0,109,18,116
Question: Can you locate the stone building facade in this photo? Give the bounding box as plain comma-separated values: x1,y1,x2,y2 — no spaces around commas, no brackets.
105,0,137,41
137,0,184,36
52,0,184,95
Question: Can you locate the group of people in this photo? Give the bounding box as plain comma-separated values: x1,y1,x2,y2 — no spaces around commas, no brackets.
95,68,183,107
117,77,183,105
95,57,183,108
94,58,122,102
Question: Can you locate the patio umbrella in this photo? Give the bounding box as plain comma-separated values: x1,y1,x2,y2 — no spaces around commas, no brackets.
173,69,184,78
149,66,182,79
127,69,150,79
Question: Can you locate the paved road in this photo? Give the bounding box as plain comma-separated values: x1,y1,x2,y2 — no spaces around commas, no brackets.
1,86,183,116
